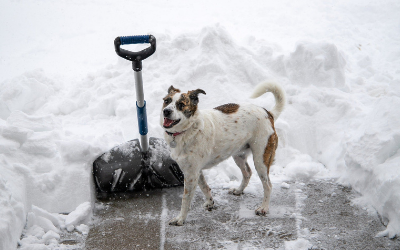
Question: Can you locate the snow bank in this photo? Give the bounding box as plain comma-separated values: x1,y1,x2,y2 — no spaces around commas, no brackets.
0,164,27,250
0,70,100,248
343,97,400,238
267,39,400,238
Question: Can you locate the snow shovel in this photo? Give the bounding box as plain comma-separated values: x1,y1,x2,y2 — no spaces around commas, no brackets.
92,35,184,199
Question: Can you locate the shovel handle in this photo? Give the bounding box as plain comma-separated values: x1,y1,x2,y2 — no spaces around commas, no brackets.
120,35,150,44
114,35,156,71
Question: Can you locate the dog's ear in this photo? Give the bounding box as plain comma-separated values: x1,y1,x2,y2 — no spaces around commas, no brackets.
168,85,180,94
189,89,206,105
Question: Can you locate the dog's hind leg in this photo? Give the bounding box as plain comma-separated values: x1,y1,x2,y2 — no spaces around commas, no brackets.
251,132,278,216
198,171,215,210
229,153,252,195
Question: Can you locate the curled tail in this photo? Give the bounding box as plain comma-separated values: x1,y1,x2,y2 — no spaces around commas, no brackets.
250,81,286,120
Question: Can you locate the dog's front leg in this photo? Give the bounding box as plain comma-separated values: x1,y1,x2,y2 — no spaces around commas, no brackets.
169,172,200,226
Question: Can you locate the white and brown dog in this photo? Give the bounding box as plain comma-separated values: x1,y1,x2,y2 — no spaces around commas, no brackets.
160,82,286,226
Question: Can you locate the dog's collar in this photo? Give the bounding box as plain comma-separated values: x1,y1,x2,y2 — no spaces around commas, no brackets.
165,130,185,137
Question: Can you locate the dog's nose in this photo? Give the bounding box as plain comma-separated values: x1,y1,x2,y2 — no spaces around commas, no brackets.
163,109,172,117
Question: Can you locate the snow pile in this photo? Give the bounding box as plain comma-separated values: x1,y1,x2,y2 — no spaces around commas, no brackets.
343,97,400,238
64,202,92,232
0,166,27,250
0,70,102,248
18,203,91,249
1,0,400,248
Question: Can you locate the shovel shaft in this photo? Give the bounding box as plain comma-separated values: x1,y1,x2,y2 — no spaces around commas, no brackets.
134,71,145,107
134,70,149,152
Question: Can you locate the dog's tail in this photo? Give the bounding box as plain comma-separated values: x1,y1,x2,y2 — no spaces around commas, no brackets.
250,81,286,120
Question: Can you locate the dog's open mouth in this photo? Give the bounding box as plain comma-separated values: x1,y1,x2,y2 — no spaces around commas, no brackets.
163,118,181,128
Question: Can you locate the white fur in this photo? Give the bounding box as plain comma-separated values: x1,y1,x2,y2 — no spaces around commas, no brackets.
251,81,286,119
161,82,286,226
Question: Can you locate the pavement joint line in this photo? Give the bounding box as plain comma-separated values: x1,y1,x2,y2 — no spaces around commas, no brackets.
294,183,307,238
294,185,302,235
159,192,167,250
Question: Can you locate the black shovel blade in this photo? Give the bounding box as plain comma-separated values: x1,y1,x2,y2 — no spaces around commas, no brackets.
93,137,183,198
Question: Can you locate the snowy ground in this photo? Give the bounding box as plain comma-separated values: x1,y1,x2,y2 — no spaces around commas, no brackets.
1,0,400,249
85,181,399,250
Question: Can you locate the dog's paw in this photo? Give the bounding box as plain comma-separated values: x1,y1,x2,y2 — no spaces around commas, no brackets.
228,188,244,196
169,216,185,226
203,200,215,211
255,207,269,216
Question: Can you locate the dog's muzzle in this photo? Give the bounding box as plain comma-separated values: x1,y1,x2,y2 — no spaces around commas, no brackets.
163,109,180,128
163,118,180,128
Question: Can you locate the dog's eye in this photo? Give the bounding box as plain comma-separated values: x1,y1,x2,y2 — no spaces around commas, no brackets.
164,98,171,105
177,102,185,110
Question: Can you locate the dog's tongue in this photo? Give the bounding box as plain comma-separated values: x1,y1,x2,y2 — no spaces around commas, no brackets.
163,118,175,127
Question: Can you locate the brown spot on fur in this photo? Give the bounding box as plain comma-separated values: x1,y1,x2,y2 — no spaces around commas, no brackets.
163,85,181,108
263,108,274,120
214,103,240,114
168,85,181,94
177,93,197,118
263,115,278,175
176,89,206,118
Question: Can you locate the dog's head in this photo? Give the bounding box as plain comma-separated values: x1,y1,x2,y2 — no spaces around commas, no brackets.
161,85,206,131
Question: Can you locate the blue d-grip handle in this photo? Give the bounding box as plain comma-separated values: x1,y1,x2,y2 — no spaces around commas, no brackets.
114,34,156,71
120,35,150,45
136,101,148,136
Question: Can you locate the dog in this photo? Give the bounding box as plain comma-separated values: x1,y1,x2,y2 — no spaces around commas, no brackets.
160,82,286,226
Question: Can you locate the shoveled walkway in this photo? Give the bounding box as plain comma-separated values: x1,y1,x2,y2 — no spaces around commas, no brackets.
83,180,400,250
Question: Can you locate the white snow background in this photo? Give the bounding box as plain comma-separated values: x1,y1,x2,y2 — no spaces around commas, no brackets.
1,0,400,249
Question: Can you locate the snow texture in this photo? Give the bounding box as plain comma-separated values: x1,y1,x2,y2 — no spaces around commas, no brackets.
284,238,313,250
1,0,400,249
